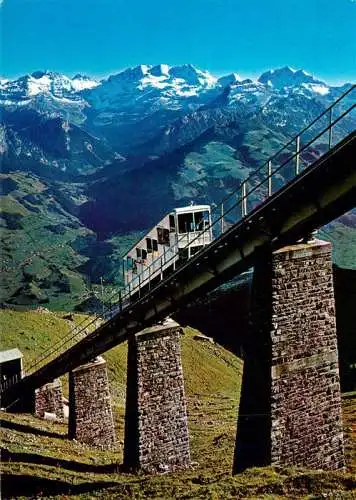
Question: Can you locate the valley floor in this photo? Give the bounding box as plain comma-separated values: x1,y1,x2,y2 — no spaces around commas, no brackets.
0,311,355,499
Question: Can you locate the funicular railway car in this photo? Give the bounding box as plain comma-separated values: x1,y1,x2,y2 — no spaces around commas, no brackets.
122,204,213,301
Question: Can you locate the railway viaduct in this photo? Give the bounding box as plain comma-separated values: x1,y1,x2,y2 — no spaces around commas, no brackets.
1,87,355,474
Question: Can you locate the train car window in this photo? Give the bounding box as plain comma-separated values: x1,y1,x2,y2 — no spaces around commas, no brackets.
157,227,170,245
152,239,158,252
178,248,189,261
146,238,152,253
178,213,194,233
136,248,142,259
142,249,147,260
126,256,135,270
169,214,176,232
194,211,204,230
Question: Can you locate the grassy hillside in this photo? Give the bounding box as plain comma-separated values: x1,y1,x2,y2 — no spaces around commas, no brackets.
0,172,91,310
0,309,355,499
0,171,143,310
319,221,356,271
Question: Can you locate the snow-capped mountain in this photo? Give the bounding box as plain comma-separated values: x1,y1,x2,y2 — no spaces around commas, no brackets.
1,64,351,113
0,65,350,124
258,66,322,89
85,64,218,117
0,70,98,105
257,66,337,102
217,73,246,88
1,63,353,160
0,71,101,127
79,64,224,151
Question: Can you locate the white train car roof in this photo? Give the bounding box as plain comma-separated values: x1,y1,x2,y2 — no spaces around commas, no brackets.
172,205,211,214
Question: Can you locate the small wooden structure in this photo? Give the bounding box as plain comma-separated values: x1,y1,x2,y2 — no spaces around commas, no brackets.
0,348,23,390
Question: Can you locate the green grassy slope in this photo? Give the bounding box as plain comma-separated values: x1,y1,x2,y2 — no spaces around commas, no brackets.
0,310,355,499
0,172,91,309
319,221,356,271
0,172,143,310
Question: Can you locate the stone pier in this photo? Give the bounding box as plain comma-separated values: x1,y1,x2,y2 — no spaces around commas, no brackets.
68,356,116,448
234,239,345,472
124,319,191,473
34,378,64,421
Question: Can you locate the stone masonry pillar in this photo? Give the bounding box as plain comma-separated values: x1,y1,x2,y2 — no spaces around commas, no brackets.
68,356,116,448
124,319,191,473
34,378,64,421
234,239,345,472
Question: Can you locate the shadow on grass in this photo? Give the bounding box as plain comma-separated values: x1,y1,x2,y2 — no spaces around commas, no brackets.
1,473,118,499
1,448,123,474
342,392,356,401
0,419,65,439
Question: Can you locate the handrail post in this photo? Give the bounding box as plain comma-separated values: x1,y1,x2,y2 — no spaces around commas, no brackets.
295,135,300,175
148,264,151,290
241,181,247,217
328,107,333,150
221,203,224,234
160,256,163,280
268,160,272,197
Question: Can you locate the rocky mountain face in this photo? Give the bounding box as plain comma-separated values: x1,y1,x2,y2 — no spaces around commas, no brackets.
2,65,353,156
1,65,355,307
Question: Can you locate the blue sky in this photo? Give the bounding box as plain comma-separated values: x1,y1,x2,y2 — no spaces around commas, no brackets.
1,0,355,84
